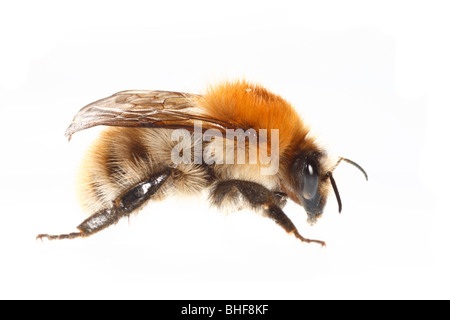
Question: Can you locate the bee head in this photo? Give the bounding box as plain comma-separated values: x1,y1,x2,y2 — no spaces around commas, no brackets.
291,151,327,224
290,151,367,225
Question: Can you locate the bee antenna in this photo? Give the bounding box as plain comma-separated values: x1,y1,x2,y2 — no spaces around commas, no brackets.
326,172,342,213
333,157,368,181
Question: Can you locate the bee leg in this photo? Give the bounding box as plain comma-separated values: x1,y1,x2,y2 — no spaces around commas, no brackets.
273,191,288,209
36,169,172,241
211,180,326,246
36,207,120,241
265,205,326,247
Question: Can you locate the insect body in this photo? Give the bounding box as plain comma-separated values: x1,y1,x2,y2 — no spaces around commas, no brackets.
37,80,367,246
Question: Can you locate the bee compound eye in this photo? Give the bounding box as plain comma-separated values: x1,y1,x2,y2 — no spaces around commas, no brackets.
302,159,319,200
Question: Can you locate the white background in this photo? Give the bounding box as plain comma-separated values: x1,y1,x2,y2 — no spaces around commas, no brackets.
1,1,449,299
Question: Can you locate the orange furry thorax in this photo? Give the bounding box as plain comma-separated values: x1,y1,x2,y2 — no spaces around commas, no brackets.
196,80,311,157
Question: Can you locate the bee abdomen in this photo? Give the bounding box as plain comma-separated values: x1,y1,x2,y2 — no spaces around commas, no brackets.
76,127,211,215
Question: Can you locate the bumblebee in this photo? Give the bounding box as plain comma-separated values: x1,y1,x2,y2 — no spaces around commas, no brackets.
37,80,367,246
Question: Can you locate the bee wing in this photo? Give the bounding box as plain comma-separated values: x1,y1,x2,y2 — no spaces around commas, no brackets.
65,90,231,140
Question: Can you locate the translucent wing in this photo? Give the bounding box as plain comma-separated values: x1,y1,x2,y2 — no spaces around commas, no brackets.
65,90,233,140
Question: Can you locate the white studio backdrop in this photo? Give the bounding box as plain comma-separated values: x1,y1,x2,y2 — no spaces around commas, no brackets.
0,1,449,299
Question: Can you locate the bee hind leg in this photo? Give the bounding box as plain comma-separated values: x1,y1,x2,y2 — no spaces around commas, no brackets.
36,207,121,241
36,168,172,241
210,180,326,246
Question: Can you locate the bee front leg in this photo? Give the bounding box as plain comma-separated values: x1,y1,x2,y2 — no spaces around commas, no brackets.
264,205,326,246
211,180,326,246
36,169,172,241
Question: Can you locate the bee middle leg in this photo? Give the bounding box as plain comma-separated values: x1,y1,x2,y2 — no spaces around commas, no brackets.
36,168,172,241
210,180,326,246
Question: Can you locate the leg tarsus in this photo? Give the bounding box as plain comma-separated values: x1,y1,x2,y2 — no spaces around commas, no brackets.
290,229,326,247
36,207,120,241
36,232,83,241
266,204,326,247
